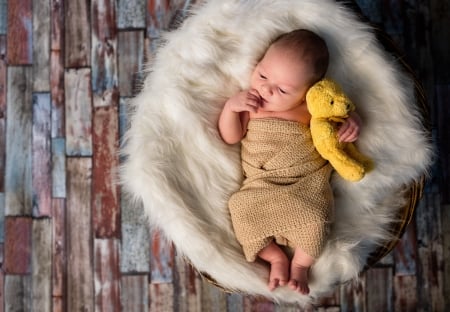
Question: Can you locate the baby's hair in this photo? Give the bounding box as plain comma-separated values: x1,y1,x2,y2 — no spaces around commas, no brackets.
272,29,329,84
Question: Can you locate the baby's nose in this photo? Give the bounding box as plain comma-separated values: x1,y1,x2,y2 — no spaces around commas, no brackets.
261,84,272,96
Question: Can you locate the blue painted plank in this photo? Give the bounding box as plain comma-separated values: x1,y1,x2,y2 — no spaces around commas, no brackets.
5,66,33,216
52,138,66,198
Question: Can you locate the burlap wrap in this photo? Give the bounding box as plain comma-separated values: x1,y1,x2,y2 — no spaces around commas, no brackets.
229,118,334,261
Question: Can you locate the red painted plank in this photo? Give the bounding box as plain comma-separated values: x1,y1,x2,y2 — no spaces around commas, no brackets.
91,0,119,108
92,105,120,238
32,93,52,217
6,0,32,64
4,217,32,274
150,229,174,283
149,283,174,311
394,275,417,312
0,35,6,192
94,239,121,310
32,0,50,92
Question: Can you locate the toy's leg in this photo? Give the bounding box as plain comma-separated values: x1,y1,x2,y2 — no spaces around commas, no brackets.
327,148,365,181
258,241,289,291
345,144,374,172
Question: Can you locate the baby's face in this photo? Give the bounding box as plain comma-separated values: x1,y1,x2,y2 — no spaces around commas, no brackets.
250,45,313,112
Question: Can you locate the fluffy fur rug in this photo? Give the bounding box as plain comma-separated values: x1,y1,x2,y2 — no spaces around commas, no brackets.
121,0,434,305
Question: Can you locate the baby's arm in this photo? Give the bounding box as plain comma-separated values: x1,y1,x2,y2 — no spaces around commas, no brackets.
218,89,261,144
338,111,362,142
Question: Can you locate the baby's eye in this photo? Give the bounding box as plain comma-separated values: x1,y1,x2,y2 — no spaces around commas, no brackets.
259,74,267,79
278,88,286,94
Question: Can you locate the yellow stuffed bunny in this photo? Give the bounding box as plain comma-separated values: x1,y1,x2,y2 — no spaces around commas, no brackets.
306,78,373,182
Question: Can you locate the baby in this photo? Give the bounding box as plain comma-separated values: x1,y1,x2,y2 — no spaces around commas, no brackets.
218,29,361,294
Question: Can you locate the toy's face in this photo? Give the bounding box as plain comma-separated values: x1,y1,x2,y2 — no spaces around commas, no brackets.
250,45,313,113
306,80,355,118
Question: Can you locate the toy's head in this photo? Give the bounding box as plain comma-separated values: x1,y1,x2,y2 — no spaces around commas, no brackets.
306,78,355,118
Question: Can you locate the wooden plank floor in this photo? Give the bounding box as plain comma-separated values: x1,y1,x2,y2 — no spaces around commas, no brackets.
0,0,449,311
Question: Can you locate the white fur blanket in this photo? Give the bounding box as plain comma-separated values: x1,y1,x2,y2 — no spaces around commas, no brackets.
121,0,433,305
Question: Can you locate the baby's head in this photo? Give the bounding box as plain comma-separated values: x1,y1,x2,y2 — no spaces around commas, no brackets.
271,29,329,85
250,29,329,112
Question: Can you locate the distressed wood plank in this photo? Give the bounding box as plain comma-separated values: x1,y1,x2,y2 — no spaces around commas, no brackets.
0,35,6,192
226,293,244,312
5,66,33,216
121,275,149,311
64,68,93,156
4,275,32,311
52,199,66,302
394,222,417,275
394,275,417,312
118,31,144,97
51,0,64,50
0,194,4,243
6,0,33,64
415,192,445,311
94,239,121,310
120,197,150,273
0,256,3,312
365,267,393,312
32,93,52,217
201,280,227,312
150,229,174,283
339,277,366,312
51,0,65,138
31,218,52,311
65,0,90,67
435,85,450,204
92,105,120,238
4,217,32,274
51,49,65,138
430,1,450,83
243,296,275,312
52,138,66,198
174,253,202,311
91,0,119,108
149,283,174,312
116,0,146,29
0,0,6,34
33,0,50,91
67,158,94,311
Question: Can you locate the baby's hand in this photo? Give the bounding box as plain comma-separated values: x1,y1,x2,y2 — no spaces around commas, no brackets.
338,111,361,142
226,89,261,113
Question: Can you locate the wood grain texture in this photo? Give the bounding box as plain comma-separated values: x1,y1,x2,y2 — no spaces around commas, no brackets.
65,0,90,67
5,66,33,216
32,93,52,217
4,275,32,311
33,0,50,91
4,217,32,274
92,105,120,238
31,218,52,311
118,31,144,97
116,0,146,29
52,199,66,300
64,68,93,156
121,275,149,311
94,239,121,310
91,0,119,108
6,0,32,64
66,158,94,311
0,35,6,192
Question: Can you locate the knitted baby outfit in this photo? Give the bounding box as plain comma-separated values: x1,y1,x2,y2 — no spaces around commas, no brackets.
229,118,333,261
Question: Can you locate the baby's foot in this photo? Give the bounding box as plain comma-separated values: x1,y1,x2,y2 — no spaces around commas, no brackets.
268,261,289,291
289,264,310,295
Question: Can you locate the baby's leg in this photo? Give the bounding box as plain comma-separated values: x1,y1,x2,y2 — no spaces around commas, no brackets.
289,247,315,295
257,242,289,291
